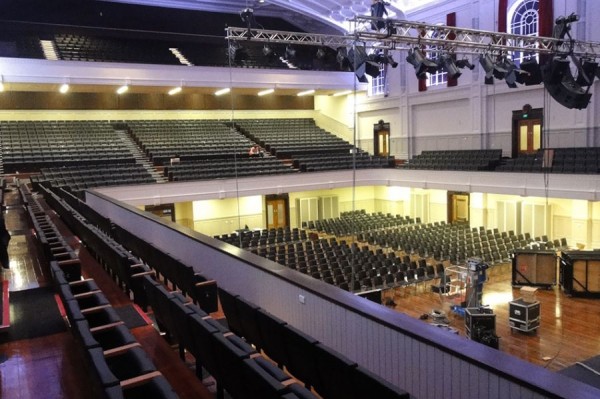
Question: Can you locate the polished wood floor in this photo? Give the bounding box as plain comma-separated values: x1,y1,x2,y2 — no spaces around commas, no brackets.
1,179,600,399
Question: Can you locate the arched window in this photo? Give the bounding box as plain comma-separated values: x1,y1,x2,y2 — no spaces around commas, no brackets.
508,0,539,65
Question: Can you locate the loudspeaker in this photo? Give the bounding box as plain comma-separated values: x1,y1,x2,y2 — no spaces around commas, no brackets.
542,58,592,110
518,58,543,85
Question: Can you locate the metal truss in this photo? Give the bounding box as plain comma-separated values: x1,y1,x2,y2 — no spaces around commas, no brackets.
226,15,600,58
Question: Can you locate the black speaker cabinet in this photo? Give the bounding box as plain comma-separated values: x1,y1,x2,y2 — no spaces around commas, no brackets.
465,308,495,339
560,251,600,298
512,249,557,288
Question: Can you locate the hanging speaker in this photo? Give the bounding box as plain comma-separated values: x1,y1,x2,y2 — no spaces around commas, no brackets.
542,57,591,110
518,58,543,85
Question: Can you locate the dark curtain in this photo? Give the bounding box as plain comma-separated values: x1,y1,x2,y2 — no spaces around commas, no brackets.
538,0,554,37
498,0,508,33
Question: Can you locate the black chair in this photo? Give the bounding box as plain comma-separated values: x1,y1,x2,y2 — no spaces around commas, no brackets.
188,314,227,396
282,324,319,390
255,308,288,368
351,365,409,399
218,288,243,337
313,343,357,399
103,374,179,399
74,319,138,353
235,295,264,351
241,357,291,399
211,332,256,399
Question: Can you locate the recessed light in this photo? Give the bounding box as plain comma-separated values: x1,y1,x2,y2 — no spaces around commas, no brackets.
258,89,274,96
215,88,231,96
297,89,315,96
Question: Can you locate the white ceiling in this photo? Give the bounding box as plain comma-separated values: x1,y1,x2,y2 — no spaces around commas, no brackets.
100,0,446,34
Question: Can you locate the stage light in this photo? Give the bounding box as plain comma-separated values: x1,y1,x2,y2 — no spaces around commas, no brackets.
297,89,315,97
257,89,274,96
215,88,230,96
517,58,543,85
406,48,438,80
316,47,326,59
336,47,351,70
116,85,128,95
228,42,247,63
479,54,508,83
439,54,461,80
59,83,69,94
349,46,379,81
285,45,296,60
456,58,475,70
262,45,273,57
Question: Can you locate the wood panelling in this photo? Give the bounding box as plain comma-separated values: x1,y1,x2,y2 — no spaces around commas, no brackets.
0,91,313,110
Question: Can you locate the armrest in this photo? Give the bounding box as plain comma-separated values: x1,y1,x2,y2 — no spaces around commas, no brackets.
90,321,125,333
131,271,156,279
58,258,81,266
73,290,102,299
103,342,142,358
119,371,163,390
194,280,217,287
81,304,112,315
69,278,95,286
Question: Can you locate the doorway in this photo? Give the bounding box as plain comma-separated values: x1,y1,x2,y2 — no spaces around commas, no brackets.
266,194,289,229
448,192,469,224
145,204,175,222
517,119,542,154
512,106,543,157
373,120,390,157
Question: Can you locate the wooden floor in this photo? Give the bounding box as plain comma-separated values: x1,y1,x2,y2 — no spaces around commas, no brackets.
1,180,600,398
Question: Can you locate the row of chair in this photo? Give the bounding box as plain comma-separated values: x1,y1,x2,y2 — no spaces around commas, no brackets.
40,185,153,308
218,288,410,399
51,261,179,399
144,276,318,399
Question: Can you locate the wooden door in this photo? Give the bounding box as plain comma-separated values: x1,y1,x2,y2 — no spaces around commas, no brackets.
518,119,542,154
448,192,469,224
266,198,287,229
373,121,390,157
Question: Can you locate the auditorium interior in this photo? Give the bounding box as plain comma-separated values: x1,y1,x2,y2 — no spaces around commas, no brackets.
2,0,600,398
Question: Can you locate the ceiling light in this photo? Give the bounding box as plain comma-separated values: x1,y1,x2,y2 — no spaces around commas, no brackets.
59,83,69,94
215,88,231,96
116,85,129,94
332,90,352,97
297,89,315,97
258,89,274,96
168,86,182,95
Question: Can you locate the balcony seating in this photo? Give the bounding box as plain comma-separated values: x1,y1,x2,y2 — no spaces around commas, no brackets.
403,149,502,171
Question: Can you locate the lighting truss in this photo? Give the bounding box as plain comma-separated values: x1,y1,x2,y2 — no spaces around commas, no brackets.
226,15,600,59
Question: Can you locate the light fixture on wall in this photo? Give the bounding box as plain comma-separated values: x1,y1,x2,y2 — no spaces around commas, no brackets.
0,75,4,92
332,90,352,97
297,89,315,96
59,79,70,94
214,87,231,96
116,83,129,95
168,81,183,95
257,88,274,96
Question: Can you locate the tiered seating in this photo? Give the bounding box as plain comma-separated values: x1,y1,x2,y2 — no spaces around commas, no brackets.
236,118,355,158
127,119,253,165
496,151,544,172
218,289,410,399
0,120,136,173
291,152,395,172
144,277,319,399
403,149,502,171
552,147,600,174
165,157,294,181
0,32,44,59
53,33,181,65
36,162,157,196
218,227,308,249
51,262,179,399
306,210,415,236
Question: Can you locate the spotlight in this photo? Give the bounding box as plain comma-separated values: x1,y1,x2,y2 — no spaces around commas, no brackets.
316,47,326,59
406,48,438,80
456,58,475,70
500,58,519,88
336,47,351,70
372,49,398,68
576,59,598,86
262,45,273,57
349,46,380,80
517,58,543,85
285,45,296,60
439,54,461,80
228,42,247,63
479,54,508,82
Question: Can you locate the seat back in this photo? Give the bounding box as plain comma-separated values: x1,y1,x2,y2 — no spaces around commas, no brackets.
282,324,319,389
255,308,288,367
